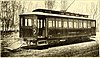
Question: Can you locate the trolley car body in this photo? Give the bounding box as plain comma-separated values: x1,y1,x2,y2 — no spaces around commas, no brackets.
19,9,96,46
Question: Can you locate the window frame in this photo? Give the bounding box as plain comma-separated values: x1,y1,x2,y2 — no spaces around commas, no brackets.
63,19,68,28
88,21,91,28
68,19,73,28
22,16,33,27
91,21,96,27
48,20,52,28
79,20,83,28
28,19,32,26
21,17,23,26
83,20,87,28
74,19,78,28
55,18,62,28
25,18,28,26
48,17,55,28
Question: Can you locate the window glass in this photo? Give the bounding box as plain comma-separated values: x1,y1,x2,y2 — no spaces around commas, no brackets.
79,20,82,28
25,19,27,26
38,20,39,28
48,18,55,28
69,20,73,28
48,20,52,27
37,20,44,28
91,21,95,27
52,21,55,27
74,20,78,28
44,20,45,27
58,21,61,27
56,18,62,28
56,20,58,27
23,16,37,27
28,19,32,26
21,18,23,26
40,20,43,28
83,21,87,28
34,19,37,26
63,21,67,28
88,21,91,28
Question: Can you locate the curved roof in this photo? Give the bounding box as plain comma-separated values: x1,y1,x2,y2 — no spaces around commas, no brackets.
20,12,94,20
33,9,89,16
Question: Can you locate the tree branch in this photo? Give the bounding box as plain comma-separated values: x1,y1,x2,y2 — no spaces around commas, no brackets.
93,3,98,19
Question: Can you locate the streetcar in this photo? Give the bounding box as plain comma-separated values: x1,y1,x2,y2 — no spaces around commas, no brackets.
19,9,96,46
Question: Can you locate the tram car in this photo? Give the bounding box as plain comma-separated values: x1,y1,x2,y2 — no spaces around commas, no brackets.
19,9,96,46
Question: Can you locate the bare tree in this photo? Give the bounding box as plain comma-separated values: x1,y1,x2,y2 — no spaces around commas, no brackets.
45,0,55,10
0,1,22,38
61,0,67,11
93,2,100,32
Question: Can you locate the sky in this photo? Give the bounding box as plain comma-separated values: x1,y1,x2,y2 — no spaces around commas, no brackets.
19,0,99,18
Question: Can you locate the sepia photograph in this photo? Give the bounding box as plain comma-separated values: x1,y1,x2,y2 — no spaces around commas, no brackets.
0,0,99,57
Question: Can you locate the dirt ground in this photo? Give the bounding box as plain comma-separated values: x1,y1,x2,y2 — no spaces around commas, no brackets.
1,40,99,57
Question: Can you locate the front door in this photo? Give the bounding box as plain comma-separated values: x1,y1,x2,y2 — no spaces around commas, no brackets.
37,18,46,38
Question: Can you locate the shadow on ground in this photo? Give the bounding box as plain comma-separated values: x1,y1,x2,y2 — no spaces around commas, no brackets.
1,39,96,57
22,39,95,50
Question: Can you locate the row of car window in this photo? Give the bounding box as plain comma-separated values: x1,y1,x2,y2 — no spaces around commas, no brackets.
48,18,95,28
21,17,95,29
